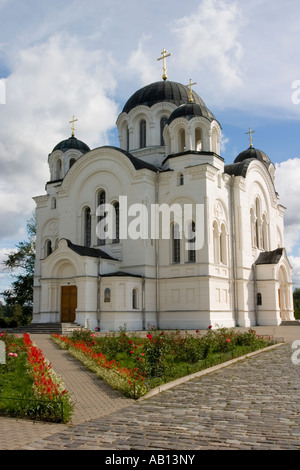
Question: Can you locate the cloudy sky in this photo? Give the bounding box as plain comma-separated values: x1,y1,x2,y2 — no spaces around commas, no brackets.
1,0,300,298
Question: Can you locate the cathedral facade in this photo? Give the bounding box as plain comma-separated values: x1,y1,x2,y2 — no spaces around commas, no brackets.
32,73,295,331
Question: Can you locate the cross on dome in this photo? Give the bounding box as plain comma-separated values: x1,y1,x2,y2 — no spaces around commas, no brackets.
157,48,171,81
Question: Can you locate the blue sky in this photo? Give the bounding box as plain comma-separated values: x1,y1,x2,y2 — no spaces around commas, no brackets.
1,0,300,298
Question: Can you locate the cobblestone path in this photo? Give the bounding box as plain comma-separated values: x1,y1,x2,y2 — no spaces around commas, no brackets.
21,343,300,450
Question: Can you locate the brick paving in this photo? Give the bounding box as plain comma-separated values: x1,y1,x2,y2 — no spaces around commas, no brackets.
0,327,300,450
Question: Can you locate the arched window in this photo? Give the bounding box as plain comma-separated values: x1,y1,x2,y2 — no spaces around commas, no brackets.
178,173,184,186
55,159,62,179
187,221,196,263
126,126,130,152
255,198,261,249
104,288,111,303
113,202,120,244
172,223,180,263
69,158,76,169
97,190,106,246
132,289,138,309
257,293,262,306
250,208,256,248
220,224,227,265
84,207,91,247
45,240,52,257
213,221,220,264
51,197,57,210
139,119,146,148
178,129,185,152
211,128,218,154
195,128,202,151
262,214,268,251
160,117,168,145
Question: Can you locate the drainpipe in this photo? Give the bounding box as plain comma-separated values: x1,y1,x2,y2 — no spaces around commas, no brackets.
142,276,146,330
97,258,101,330
253,263,258,325
155,170,160,329
230,176,239,326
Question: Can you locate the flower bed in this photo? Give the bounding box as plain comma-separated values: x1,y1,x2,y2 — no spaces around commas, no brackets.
0,332,73,422
51,326,276,399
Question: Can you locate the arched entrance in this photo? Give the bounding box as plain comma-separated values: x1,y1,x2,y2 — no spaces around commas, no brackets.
61,285,77,322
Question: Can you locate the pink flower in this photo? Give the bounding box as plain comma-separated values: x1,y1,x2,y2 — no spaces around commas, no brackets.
226,339,230,342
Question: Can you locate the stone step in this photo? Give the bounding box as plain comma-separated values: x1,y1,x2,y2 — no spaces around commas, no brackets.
280,320,300,326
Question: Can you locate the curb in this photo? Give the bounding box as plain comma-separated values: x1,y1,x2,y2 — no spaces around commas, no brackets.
137,342,285,401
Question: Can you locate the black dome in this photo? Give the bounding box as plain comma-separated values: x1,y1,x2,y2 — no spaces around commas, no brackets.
52,136,90,154
122,80,208,114
234,147,271,164
167,102,216,125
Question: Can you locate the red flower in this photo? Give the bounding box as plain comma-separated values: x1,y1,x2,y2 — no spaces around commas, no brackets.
129,351,134,354
226,339,230,342
196,330,199,333
147,334,153,340
208,325,212,329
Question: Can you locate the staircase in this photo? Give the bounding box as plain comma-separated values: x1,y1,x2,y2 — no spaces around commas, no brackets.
3,322,83,335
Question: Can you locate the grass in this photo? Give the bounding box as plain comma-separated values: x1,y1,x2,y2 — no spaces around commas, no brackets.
51,326,277,399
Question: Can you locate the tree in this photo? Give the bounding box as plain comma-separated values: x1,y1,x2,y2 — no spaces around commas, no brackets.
1,215,36,325
293,288,300,319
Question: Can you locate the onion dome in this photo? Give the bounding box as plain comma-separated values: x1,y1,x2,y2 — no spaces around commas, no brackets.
122,80,208,114
234,147,271,164
167,102,216,125
52,136,90,154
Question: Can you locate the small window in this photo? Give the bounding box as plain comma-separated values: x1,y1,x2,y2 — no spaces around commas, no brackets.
132,289,138,309
160,117,168,146
45,240,52,257
104,288,111,303
257,293,262,306
139,119,146,148
178,173,184,186
51,197,57,209
69,158,76,169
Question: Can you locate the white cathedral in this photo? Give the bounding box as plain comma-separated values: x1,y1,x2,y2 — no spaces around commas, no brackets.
32,53,295,331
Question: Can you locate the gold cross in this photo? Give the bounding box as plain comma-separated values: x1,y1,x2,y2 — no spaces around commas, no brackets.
69,115,78,137
245,127,255,148
185,79,197,102
157,48,171,81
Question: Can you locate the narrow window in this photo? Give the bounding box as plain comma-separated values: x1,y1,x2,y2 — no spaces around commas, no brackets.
97,190,106,246
104,288,111,303
126,126,129,152
140,119,146,148
213,221,220,264
69,158,76,169
178,173,184,186
257,293,262,306
132,289,138,309
172,223,180,263
113,202,120,244
178,129,185,152
160,117,168,146
220,224,227,265
187,221,196,263
55,159,62,179
195,128,202,151
45,240,52,257
51,197,57,209
84,207,91,247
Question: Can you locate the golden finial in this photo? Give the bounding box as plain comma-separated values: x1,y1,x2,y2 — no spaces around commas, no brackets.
185,79,197,102
245,128,255,148
69,115,78,137
157,48,171,81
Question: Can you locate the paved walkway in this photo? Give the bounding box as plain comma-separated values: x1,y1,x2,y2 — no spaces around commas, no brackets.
0,326,300,450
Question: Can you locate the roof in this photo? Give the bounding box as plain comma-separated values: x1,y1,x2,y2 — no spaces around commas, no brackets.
52,136,90,154
224,159,254,178
101,146,158,172
167,102,216,125
66,240,117,260
234,147,271,165
255,248,283,265
122,80,208,114
101,271,143,278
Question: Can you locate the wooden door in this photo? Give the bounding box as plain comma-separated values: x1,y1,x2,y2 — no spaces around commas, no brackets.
61,286,77,323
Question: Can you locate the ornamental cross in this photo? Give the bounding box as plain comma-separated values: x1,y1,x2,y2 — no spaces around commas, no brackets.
69,115,78,137
245,127,255,148
185,79,197,102
157,48,171,81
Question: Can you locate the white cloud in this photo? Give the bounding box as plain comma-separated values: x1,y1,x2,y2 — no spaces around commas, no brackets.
0,32,119,242
127,35,159,86
173,0,245,94
288,255,300,289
